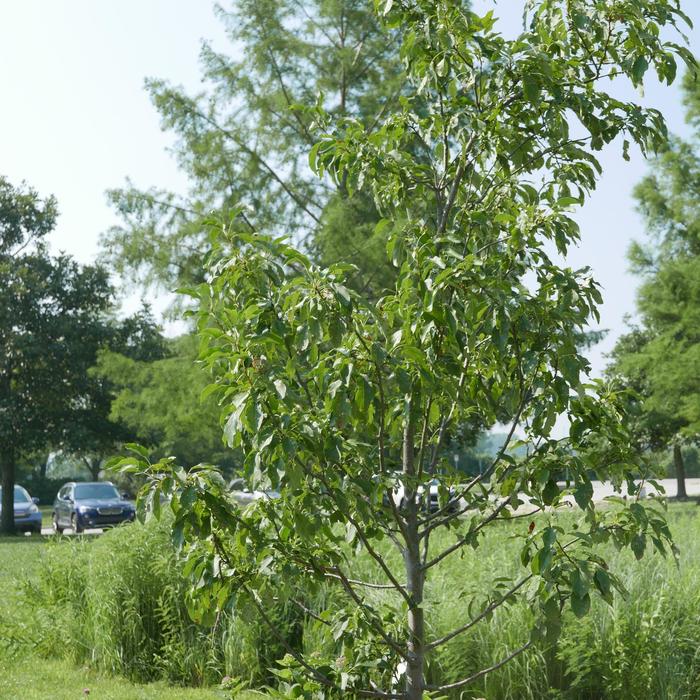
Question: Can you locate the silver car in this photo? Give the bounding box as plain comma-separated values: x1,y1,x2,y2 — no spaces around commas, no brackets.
0,485,43,534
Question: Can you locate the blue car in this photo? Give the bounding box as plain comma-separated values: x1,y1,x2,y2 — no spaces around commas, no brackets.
52,481,136,534
0,485,43,534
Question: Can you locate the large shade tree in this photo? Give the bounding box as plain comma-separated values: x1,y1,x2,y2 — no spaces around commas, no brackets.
120,2,693,697
62,307,169,480
96,334,238,474
0,178,113,533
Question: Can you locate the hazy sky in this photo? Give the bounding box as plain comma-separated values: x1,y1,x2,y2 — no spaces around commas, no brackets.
1,1,699,377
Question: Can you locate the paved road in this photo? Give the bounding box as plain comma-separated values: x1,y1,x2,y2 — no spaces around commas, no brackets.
587,477,700,501
39,526,103,536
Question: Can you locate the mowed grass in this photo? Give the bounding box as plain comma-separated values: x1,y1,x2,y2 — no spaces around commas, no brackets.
0,657,229,700
0,536,263,700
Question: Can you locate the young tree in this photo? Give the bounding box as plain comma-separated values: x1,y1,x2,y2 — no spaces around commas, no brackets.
0,178,114,534
121,2,692,697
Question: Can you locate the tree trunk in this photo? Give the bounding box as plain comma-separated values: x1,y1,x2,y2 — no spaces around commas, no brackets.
674,444,687,499
404,519,425,700
1,446,16,535
84,455,101,481
403,411,425,700
38,452,49,478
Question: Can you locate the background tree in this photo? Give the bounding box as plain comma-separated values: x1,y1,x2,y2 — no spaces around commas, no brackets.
120,3,693,698
101,0,458,300
608,71,700,498
104,0,487,469
97,334,238,474
61,307,169,480
0,177,113,533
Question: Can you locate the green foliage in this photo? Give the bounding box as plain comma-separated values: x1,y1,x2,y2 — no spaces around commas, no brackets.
7,506,700,698
119,1,694,696
96,334,239,474
608,63,700,488
22,520,223,685
0,177,115,533
102,0,413,300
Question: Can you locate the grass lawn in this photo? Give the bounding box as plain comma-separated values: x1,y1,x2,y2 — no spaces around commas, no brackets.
0,657,229,700
0,535,263,700
39,505,52,528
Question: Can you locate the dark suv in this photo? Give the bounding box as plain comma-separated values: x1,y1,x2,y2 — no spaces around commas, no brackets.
52,481,136,534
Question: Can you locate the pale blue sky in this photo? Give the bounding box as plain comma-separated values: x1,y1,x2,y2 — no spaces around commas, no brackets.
1,1,698,377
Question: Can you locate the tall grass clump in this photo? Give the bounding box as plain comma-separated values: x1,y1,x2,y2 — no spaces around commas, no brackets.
22,518,304,688
423,505,700,700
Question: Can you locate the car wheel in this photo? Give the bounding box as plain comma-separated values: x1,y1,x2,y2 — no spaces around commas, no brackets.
71,514,83,535
52,513,63,534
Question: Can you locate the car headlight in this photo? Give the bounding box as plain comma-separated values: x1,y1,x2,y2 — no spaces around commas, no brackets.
77,506,95,514
28,503,39,514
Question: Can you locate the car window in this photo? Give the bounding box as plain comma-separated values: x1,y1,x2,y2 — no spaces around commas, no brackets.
0,486,31,503
74,483,120,500
0,486,30,503
13,486,30,502
58,487,69,501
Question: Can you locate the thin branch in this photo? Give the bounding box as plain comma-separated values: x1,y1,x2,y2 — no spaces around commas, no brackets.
421,496,514,571
427,641,533,692
167,93,323,223
315,469,412,606
290,598,332,626
331,566,409,660
426,574,532,651
322,571,405,590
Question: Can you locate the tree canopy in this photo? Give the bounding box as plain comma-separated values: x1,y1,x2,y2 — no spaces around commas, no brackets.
0,177,114,533
101,0,450,301
97,334,238,474
120,2,694,698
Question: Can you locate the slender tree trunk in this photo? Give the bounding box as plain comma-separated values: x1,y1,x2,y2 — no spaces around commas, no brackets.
38,451,49,478
403,409,425,699
674,444,687,499
1,445,16,535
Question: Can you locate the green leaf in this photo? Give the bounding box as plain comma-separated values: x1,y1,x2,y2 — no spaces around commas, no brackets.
594,568,612,602
574,481,593,510
531,547,553,575
523,73,540,103
632,56,649,84
273,379,287,399
542,527,557,547
631,534,647,560
124,443,150,460
571,591,591,618
542,479,559,506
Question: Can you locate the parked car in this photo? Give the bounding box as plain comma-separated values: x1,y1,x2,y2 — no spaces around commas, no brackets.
0,484,42,534
228,477,280,506
391,477,460,514
52,481,136,534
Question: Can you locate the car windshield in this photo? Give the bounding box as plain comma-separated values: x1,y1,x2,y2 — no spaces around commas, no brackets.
74,484,120,500
0,486,30,503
